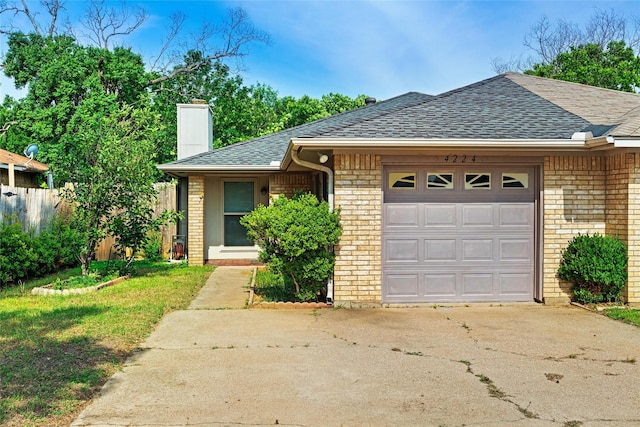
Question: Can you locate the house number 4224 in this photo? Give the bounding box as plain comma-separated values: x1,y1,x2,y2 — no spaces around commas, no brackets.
444,155,476,163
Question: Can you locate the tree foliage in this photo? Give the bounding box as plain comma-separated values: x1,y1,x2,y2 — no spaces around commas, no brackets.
241,193,342,302
525,40,640,92
61,99,177,275
0,2,367,184
493,9,640,75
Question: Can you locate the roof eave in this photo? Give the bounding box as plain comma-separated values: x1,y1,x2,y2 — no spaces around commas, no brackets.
606,136,640,148
157,164,282,174
289,137,602,151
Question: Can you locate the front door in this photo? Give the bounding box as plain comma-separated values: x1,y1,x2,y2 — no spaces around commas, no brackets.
223,181,254,246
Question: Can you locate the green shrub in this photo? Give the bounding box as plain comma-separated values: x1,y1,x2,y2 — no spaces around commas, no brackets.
142,232,164,262
34,215,83,274
0,222,37,286
0,212,82,288
558,233,627,303
241,193,341,302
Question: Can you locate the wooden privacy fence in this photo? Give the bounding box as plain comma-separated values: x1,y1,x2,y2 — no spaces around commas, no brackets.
94,183,177,261
0,183,177,261
0,184,62,233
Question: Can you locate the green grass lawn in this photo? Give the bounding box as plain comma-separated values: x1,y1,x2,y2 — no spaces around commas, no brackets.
605,307,640,327
0,262,214,427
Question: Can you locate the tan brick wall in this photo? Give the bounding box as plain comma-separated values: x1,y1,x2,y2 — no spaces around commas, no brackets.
333,154,382,305
269,173,313,199
187,175,205,266
605,153,629,242
624,153,640,304
543,156,606,304
544,153,640,305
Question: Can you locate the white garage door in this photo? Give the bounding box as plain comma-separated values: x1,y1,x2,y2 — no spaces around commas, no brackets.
383,166,536,303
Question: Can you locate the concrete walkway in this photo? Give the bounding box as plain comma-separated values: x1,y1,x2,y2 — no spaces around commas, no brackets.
72,268,640,426
188,266,254,310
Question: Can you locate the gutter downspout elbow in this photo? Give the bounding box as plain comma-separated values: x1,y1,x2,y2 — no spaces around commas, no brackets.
290,149,335,305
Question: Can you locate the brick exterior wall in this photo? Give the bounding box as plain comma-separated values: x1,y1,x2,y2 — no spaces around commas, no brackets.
184,151,640,306
543,156,606,304
269,173,313,199
602,153,640,304
622,153,640,304
187,175,205,266
544,153,640,305
333,154,382,306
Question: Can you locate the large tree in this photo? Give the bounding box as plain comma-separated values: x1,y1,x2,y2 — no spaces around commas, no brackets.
492,9,640,74
0,1,367,184
0,2,269,182
525,40,640,92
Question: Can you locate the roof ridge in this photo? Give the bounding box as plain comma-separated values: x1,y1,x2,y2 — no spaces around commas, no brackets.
505,72,640,124
429,74,507,100
506,72,640,98
307,92,435,137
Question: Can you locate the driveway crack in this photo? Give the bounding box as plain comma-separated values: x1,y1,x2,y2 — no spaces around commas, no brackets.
457,360,539,420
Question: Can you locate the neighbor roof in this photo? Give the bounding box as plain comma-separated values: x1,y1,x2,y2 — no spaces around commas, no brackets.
158,73,640,172
0,148,49,173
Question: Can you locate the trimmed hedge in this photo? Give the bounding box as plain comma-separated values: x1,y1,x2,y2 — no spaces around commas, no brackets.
241,193,341,302
558,233,627,304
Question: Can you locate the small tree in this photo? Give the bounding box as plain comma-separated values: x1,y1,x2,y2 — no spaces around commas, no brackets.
241,193,341,302
558,233,627,304
61,95,178,275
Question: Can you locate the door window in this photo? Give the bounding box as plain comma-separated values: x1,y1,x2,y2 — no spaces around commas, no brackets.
223,181,254,246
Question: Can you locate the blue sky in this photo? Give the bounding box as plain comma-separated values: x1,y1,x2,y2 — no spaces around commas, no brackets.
2,1,640,100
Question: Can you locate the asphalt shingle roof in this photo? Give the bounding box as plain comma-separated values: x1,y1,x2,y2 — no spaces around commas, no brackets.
159,73,640,170
163,91,432,168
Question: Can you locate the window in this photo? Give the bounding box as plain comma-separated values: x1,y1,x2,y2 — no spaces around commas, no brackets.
502,173,528,189
223,181,254,246
388,172,416,189
427,173,454,189
465,173,491,189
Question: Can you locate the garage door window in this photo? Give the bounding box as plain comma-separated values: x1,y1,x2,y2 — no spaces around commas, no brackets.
465,173,491,189
389,172,416,189
502,173,528,189
427,173,454,189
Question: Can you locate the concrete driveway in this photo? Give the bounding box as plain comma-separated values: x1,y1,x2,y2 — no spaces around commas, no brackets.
73,268,640,426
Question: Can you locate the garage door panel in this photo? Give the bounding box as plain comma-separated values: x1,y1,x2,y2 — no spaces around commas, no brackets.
462,239,493,261
499,238,533,261
424,239,456,261
384,204,420,228
499,203,534,227
424,204,457,227
461,273,494,295
424,274,457,296
385,239,420,263
383,166,536,304
462,204,494,227
499,273,533,295
385,273,420,297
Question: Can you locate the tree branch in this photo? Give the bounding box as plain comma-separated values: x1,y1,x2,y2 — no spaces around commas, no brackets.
146,7,269,88
0,120,18,137
149,11,186,72
80,0,148,49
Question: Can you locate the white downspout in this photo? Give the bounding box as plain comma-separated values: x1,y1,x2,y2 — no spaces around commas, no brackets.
290,148,335,304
